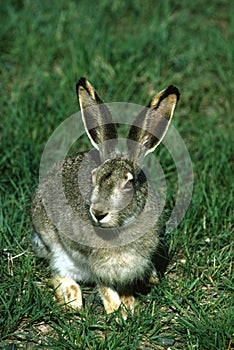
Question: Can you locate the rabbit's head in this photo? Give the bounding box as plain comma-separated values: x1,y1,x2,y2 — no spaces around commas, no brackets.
77,78,180,228
89,157,147,227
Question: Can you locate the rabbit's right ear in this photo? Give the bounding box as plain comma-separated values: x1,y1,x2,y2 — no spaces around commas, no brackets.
127,85,180,162
77,78,118,160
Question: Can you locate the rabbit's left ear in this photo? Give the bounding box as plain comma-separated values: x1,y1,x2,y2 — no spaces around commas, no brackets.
127,85,180,161
77,78,118,160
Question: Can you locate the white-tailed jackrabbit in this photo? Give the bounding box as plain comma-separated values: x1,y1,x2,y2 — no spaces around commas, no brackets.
31,78,180,318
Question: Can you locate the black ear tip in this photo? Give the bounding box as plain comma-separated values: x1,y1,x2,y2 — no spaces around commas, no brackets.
166,85,180,101
76,77,87,93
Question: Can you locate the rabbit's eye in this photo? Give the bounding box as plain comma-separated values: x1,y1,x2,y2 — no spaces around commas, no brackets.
123,179,133,190
122,172,134,190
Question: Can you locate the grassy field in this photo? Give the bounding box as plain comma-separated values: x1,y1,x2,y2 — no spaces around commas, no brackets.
1,0,233,349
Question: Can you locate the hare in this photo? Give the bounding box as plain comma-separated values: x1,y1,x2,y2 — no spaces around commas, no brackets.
31,78,180,318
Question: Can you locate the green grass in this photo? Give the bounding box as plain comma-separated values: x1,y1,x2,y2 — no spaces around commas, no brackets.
0,0,233,349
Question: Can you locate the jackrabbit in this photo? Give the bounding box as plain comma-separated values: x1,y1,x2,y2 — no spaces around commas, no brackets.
31,78,180,317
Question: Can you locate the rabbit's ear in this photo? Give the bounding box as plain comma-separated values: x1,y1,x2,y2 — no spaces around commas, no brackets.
127,85,180,162
77,78,118,159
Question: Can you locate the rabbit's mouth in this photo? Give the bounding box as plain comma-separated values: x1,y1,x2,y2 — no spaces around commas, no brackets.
89,206,113,227
89,206,136,228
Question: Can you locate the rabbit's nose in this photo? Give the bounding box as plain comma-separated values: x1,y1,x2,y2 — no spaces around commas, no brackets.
91,208,108,222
